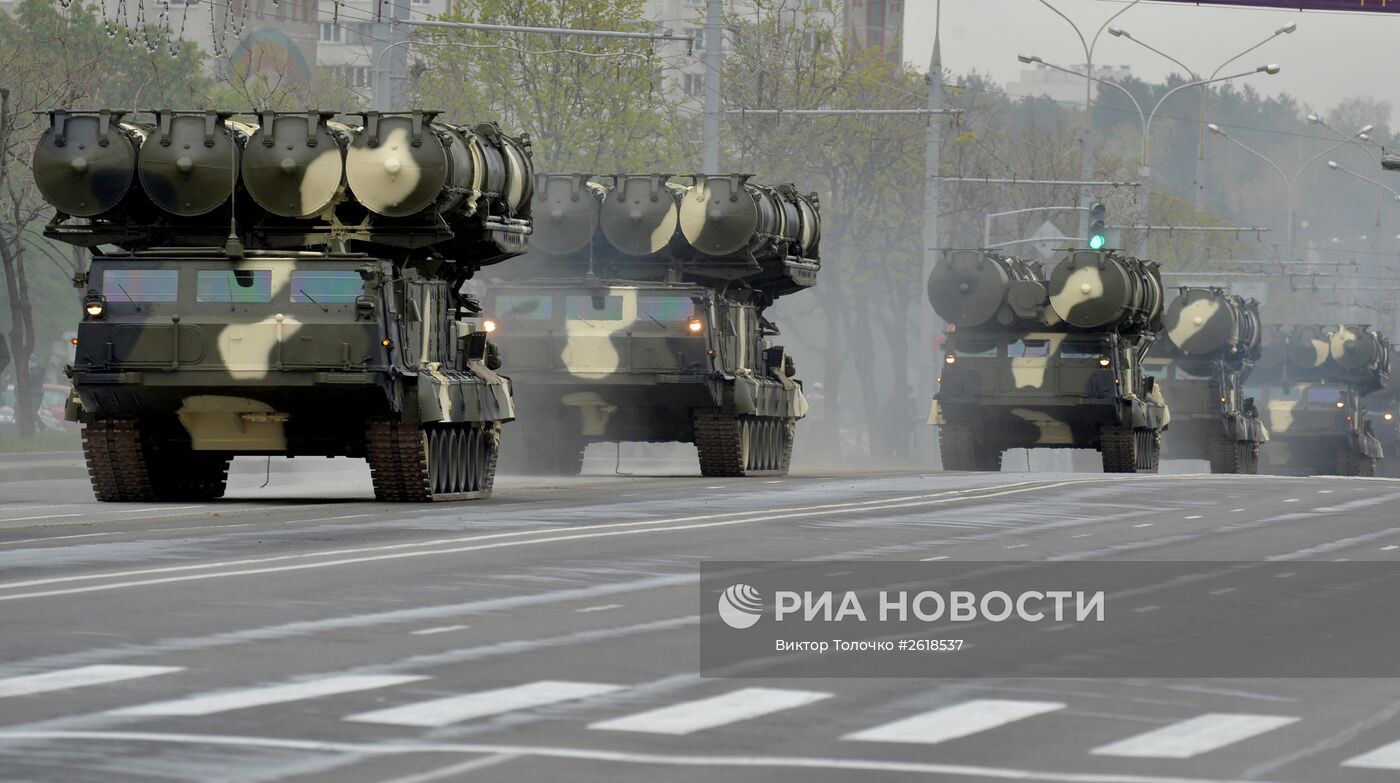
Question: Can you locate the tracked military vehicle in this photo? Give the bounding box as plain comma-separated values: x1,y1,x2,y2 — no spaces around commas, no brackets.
1145,288,1267,473
1248,324,1389,477
35,109,533,501
484,173,817,477
928,249,1169,473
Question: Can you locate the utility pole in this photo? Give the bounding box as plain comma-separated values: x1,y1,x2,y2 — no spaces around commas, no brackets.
374,0,411,111
920,1,945,461
703,0,722,172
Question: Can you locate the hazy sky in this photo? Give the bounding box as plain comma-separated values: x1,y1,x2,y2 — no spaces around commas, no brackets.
902,1,1400,124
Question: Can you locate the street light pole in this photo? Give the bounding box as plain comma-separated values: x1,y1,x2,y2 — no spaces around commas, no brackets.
1209,122,1372,254
1035,0,1141,242
1020,55,1278,256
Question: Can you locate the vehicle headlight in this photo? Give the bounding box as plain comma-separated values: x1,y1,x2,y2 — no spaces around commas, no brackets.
687,318,705,334
483,319,498,333
1385,413,1395,422
1337,402,1346,409
944,353,958,366
83,295,105,319
1098,356,1112,368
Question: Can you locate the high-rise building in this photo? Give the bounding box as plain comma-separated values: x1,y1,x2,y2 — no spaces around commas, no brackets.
845,0,902,63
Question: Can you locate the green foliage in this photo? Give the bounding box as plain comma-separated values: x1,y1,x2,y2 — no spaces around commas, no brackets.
414,0,682,172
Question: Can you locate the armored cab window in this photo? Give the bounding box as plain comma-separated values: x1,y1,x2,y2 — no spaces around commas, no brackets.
1059,339,1104,359
566,294,623,321
952,336,999,357
102,269,179,302
290,270,364,303
497,294,554,321
638,296,696,322
1306,387,1342,404
197,270,272,303
1009,339,1050,358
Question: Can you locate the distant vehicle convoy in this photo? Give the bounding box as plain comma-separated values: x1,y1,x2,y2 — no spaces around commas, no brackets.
926,248,1390,477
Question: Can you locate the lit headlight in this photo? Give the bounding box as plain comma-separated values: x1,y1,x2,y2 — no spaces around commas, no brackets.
944,353,958,366
687,318,705,334
482,319,498,333
1386,413,1395,422
1337,402,1346,409
83,295,105,319
1098,356,1112,368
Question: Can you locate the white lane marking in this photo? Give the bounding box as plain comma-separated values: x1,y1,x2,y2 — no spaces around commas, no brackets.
1072,533,1094,538
1209,588,1236,596
1344,736,1400,769
1004,544,1027,550
1230,508,1247,513
410,625,470,636
375,753,520,783
844,699,1065,745
346,681,623,727
1092,713,1299,759
1274,572,1295,579
0,514,80,523
0,665,182,698
1384,545,1399,551
110,674,423,716
1283,498,1299,503
706,486,725,490
590,687,831,735
1132,606,1160,614
920,555,949,561
1134,523,1154,528
1184,516,1203,520
0,481,1079,602
3,524,258,546
1318,490,1334,494
0,729,1306,783
304,514,372,523
575,604,621,614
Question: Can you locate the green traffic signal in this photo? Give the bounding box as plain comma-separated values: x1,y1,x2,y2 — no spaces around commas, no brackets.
1089,232,1107,250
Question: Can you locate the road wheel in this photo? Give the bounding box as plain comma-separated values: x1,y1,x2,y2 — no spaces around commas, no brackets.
1137,430,1161,473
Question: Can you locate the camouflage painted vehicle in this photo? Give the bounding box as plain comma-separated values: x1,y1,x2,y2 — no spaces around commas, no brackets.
928,249,1169,473
1145,288,1267,473
35,109,532,501
486,173,817,477
1248,324,1390,477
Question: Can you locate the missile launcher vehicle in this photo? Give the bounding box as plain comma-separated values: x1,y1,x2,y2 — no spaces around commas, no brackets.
35,109,533,501
484,173,816,477
928,249,1169,473
1145,288,1267,473
1246,324,1389,477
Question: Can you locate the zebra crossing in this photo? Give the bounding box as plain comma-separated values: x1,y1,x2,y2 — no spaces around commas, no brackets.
2,664,1400,772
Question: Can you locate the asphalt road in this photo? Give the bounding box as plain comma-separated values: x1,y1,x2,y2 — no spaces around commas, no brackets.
2,457,1400,783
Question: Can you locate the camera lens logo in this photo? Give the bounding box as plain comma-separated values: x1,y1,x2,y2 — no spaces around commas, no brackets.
718,583,764,629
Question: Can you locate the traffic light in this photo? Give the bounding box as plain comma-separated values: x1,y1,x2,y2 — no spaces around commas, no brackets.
1088,201,1108,250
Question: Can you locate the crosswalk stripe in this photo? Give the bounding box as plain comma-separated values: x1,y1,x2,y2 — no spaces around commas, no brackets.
0,665,183,698
1091,713,1299,758
588,687,831,735
843,699,1065,745
345,680,623,727
1343,738,1400,770
109,674,424,716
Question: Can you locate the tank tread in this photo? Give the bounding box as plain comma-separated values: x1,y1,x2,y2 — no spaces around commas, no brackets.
693,412,794,477
939,425,1001,472
81,418,229,501
82,417,157,502
1102,427,1160,474
1208,438,1240,474
366,420,499,502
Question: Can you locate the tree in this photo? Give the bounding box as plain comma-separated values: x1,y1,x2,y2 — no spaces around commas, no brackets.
0,0,209,436
413,0,683,172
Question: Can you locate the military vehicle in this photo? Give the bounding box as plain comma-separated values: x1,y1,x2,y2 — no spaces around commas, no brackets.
1247,324,1389,477
34,108,533,501
483,172,817,477
927,248,1169,473
1145,288,1267,473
